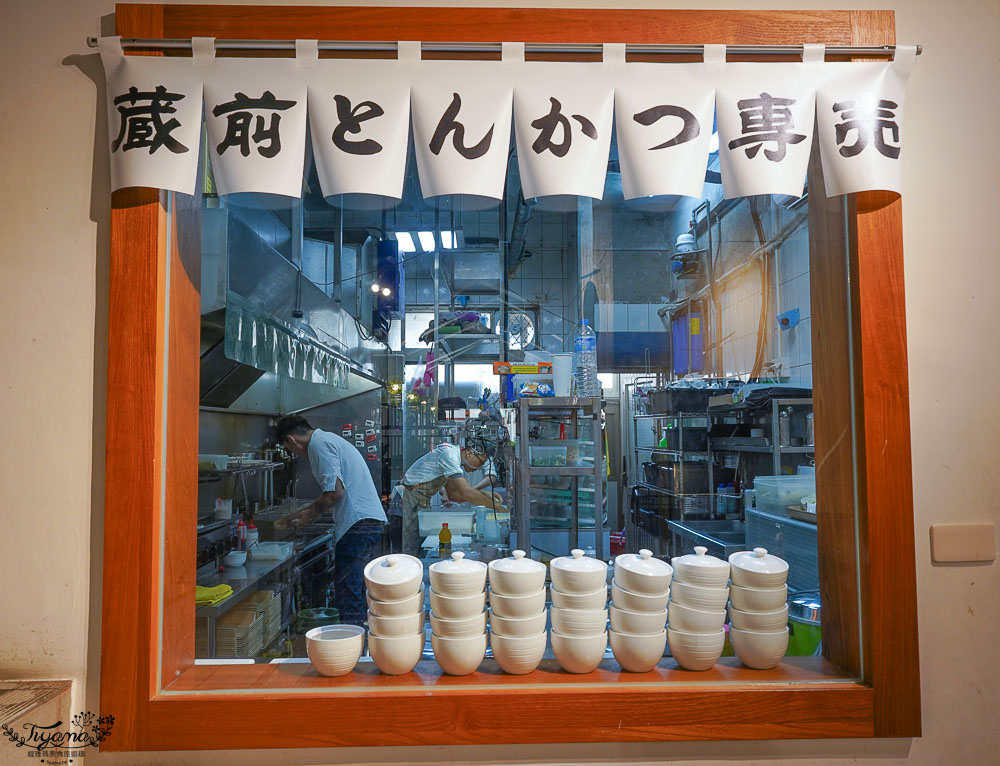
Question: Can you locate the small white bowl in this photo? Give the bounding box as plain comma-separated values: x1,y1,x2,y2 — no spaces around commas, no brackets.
429,551,488,597
609,605,666,635
488,610,547,637
730,626,789,669
667,627,725,671
551,630,608,674
667,601,726,633
728,548,789,589
728,583,787,613
368,632,424,675
611,579,669,613
429,589,487,620
488,588,546,619
432,632,487,675
610,628,667,673
669,580,729,611
223,550,247,567
367,610,424,637
550,585,607,611
671,546,731,588
728,603,789,632
430,609,487,638
489,631,547,674
550,549,608,594
367,586,425,617
549,606,608,636
305,625,364,677
488,550,547,596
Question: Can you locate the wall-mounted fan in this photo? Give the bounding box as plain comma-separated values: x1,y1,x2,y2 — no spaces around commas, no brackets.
495,310,536,350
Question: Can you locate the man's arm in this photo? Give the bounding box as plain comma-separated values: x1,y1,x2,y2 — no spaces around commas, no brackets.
314,477,345,514
444,475,506,513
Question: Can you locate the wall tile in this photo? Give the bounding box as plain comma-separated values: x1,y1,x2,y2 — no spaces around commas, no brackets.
628,303,651,332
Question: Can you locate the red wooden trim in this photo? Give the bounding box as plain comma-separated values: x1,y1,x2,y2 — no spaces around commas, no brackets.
848,11,922,740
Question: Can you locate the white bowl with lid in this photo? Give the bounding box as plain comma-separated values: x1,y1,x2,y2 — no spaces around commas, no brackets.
366,585,425,617
728,548,789,588
429,551,487,597
671,546,731,588
610,628,667,673
613,549,673,595
488,587,546,619
364,554,424,601
550,549,608,593
729,583,788,612
489,610,547,637
488,550,547,595
670,580,728,611
611,579,670,613
430,609,487,638
429,589,486,620
550,584,607,611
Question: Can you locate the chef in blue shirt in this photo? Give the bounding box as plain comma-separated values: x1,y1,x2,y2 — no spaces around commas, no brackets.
276,414,387,626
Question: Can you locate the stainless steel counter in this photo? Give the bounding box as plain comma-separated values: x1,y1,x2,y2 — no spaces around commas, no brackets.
666,519,746,560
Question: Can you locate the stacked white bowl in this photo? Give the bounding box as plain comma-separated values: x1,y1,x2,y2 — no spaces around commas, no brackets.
429,551,488,675
486,550,548,674
549,549,609,673
364,553,425,675
667,546,730,671
609,549,672,672
728,547,790,669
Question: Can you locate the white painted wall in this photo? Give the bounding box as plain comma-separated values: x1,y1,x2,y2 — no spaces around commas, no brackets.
1,1,997,764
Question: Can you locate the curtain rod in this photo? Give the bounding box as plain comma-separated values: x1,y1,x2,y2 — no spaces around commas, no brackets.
85,38,921,57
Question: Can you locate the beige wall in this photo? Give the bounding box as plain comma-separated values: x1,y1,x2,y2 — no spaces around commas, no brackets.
1,0,997,764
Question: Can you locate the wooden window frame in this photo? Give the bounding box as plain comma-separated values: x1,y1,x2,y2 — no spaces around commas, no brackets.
100,5,920,751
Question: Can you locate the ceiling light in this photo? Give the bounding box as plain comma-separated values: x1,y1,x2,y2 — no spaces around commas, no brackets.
440,231,455,248
417,231,435,252
371,282,381,293
381,287,391,297
395,232,416,253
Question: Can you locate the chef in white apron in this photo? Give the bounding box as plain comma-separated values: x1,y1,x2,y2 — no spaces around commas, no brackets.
399,442,506,555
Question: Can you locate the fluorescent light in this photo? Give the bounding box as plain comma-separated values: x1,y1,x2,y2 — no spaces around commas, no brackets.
440,231,455,248
417,231,435,252
395,232,416,252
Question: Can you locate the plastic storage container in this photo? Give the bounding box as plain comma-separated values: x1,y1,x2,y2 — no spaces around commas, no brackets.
752,475,816,515
530,446,567,467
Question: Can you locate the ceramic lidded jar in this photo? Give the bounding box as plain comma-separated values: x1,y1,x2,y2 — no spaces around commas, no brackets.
671,546,731,588
550,548,608,594
728,547,789,588
488,549,546,596
429,551,487,597
613,549,673,595
364,553,424,602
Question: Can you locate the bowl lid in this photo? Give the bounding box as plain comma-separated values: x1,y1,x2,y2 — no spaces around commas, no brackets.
728,547,789,576
429,550,487,574
364,553,423,586
615,549,673,578
671,545,729,571
489,549,546,574
551,548,608,574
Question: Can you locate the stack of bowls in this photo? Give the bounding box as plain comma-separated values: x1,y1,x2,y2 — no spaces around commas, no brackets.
364,554,425,675
667,546,730,670
608,549,672,672
429,551,488,675
487,550,548,674
549,549,609,673
728,548,789,669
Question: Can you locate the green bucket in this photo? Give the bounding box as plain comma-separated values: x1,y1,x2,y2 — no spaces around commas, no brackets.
786,591,822,656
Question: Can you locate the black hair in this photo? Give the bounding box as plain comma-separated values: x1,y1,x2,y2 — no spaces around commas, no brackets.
275,414,313,445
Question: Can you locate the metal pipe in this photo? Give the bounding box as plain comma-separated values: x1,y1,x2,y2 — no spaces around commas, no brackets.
86,37,921,57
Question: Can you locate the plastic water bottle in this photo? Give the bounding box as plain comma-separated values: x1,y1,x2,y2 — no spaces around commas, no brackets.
573,319,599,397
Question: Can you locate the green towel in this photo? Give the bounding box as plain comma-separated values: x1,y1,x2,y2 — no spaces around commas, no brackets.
195,584,233,605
